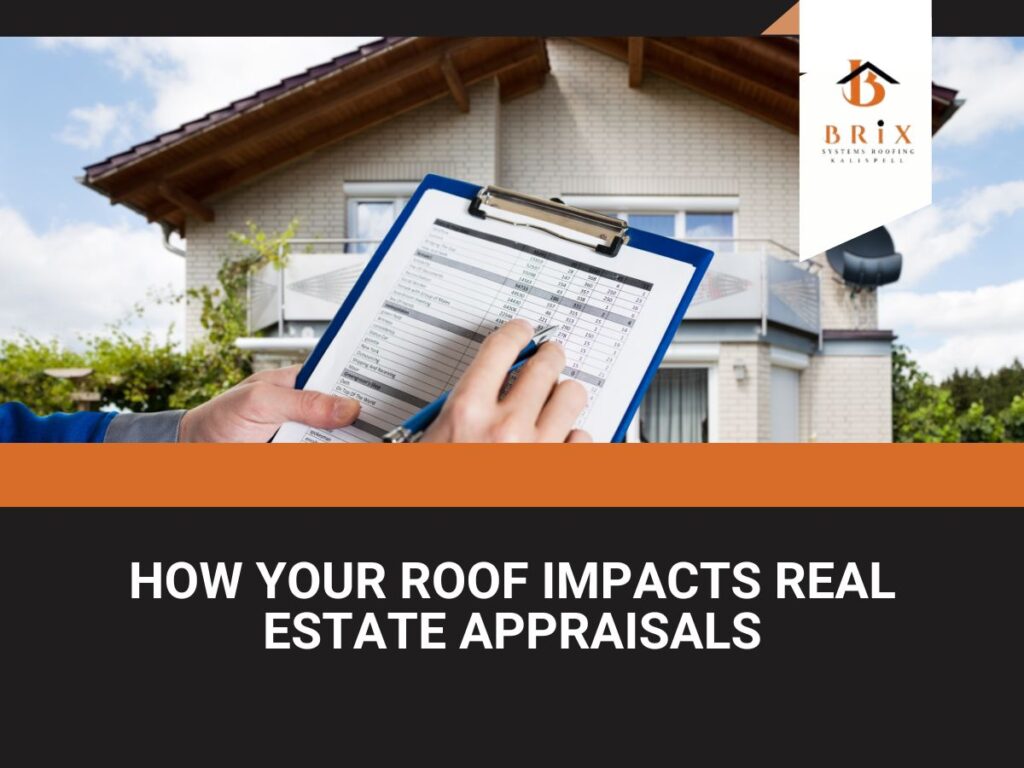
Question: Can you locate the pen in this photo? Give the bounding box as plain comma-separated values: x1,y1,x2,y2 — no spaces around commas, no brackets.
382,323,561,443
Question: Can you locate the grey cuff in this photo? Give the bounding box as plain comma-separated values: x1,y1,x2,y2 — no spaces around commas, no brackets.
104,410,186,443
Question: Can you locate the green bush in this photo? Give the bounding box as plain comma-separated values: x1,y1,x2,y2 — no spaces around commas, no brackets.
956,401,1005,443
1002,394,1024,442
897,386,961,443
0,220,298,415
893,345,959,442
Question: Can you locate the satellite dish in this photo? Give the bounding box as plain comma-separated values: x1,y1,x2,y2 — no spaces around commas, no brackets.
825,226,902,287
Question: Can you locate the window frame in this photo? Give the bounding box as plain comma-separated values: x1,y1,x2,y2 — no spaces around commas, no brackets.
343,181,418,254
560,195,740,244
626,342,720,443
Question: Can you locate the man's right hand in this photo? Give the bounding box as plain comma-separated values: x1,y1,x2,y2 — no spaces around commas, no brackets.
422,319,592,443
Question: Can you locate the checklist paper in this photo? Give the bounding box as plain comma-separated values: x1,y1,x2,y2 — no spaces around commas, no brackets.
274,188,696,443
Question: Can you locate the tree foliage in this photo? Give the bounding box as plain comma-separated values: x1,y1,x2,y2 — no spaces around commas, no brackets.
892,344,1024,442
943,359,1024,414
1001,394,1024,442
892,345,959,442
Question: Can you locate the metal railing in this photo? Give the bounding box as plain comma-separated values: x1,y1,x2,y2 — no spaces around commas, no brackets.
246,237,380,338
238,236,817,354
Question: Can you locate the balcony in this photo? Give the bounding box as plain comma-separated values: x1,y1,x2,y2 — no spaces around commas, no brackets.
237,237,819,354
684,239,820,338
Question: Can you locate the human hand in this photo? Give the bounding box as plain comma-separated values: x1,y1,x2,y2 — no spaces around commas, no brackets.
422,319,592,443
178,365,359,442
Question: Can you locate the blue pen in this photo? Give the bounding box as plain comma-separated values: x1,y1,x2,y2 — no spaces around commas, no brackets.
382,323,561,443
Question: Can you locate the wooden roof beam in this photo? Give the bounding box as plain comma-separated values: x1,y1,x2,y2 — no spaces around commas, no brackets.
440,53,470,112
628,37,645,88
643,43,796,132
651,37,798,98
573,37,796,133
154,181,214,223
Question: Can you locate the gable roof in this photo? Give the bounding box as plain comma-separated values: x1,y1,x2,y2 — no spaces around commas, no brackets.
80,36,958,235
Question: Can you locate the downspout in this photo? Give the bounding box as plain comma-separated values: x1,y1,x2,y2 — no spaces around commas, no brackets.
161,222,186,257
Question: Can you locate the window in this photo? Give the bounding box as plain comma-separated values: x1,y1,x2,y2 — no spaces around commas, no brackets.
561,197,738,252
639,368,710,443
684,213,735,251
346,198,407,254
627,214,676,239
620,212,735,251
343,182,418,254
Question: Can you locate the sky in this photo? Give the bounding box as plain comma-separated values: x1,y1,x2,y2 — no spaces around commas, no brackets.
0,36,1022,380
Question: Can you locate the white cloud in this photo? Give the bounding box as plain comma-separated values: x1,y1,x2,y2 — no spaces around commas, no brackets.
57,102,135,150
887,179,1024,285
880,279,1024,378
38,37,377,135
931,164,961,184
0,207,184,345
933,37,1024,146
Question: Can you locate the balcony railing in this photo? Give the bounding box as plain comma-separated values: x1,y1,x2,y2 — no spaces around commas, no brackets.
682,238,820,338
239,236,818,354
246,237,379,339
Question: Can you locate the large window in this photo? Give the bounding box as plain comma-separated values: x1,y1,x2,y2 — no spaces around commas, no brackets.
639,367,710,443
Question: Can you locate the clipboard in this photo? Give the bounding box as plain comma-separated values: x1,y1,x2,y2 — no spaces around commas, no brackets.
286,174,713,443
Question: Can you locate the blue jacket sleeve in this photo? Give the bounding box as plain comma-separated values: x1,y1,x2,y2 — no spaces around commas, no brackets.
0,402,117,443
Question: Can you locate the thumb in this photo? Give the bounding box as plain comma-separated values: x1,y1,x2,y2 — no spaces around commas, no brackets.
256,384,360,430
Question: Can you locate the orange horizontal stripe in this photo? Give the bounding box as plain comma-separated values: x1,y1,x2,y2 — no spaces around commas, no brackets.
1,444,1022,508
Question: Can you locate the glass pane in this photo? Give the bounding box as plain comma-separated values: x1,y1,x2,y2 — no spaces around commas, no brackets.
627,214,676,239
349,201,397,254
639,368,709,443
685,213,734,251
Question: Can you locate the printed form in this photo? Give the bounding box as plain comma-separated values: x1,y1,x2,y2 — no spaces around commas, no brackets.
274,189,696,443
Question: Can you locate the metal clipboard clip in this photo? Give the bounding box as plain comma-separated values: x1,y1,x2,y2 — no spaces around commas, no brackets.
468,185,629,257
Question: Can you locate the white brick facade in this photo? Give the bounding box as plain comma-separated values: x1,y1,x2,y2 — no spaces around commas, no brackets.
180,39,892,442
801,354,892,442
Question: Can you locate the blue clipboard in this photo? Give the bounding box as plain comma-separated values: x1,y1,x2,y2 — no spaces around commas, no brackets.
295,173,713,442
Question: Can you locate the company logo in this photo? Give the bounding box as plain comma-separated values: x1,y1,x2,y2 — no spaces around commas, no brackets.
837,60,899,107
819,58,912,160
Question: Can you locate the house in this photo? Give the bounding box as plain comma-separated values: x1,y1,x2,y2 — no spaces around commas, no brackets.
80,37,961,442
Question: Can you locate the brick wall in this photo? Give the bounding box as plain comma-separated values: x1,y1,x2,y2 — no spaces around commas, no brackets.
801,354,893,442
717,343,773,442
814,250,880,329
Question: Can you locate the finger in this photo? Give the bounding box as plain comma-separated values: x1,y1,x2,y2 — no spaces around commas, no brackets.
502,341,568,420
246,365,302,388
251,384,359,429
453,319,535,403
566,429,592,443
535,378,588,442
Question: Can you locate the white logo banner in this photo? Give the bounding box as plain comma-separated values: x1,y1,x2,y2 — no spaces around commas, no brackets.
799,0,933,260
